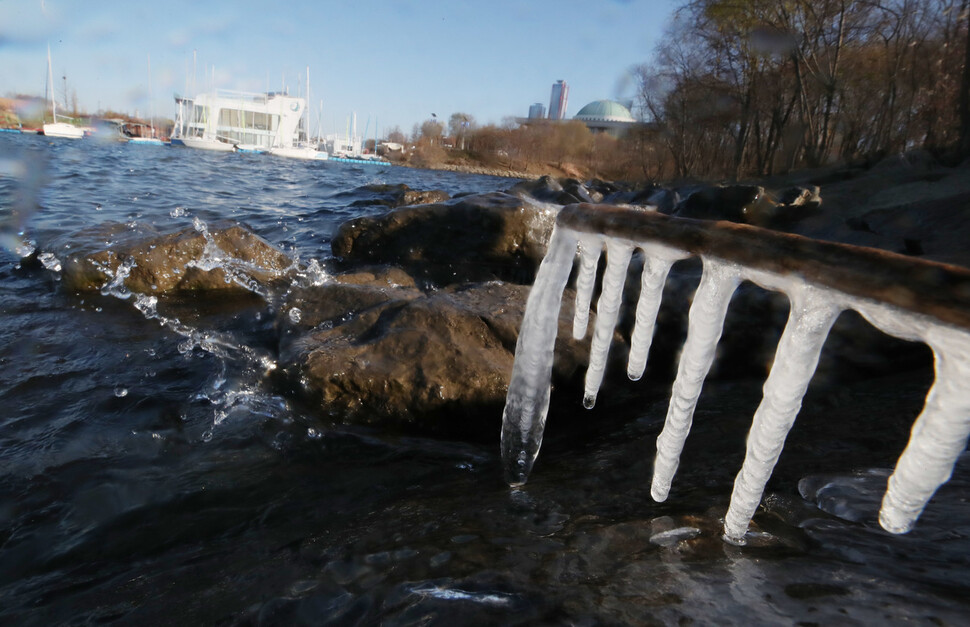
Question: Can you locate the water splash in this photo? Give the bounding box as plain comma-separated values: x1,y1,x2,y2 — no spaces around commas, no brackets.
501,205,970,543
186,216,272,298
37,251,62,273
100,256,137,299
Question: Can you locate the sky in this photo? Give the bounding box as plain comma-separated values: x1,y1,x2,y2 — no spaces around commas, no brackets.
0,0,680,137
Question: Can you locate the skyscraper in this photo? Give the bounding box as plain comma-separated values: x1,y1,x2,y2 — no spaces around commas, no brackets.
528,102,546,119
548,80,569,120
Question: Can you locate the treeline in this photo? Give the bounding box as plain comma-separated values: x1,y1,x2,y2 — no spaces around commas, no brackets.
395,1,969,182
637,0,970,179
397,115,652,180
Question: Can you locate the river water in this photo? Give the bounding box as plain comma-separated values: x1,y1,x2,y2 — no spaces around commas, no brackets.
1,132,969,625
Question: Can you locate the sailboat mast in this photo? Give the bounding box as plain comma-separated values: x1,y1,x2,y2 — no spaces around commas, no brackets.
306,66,310,144
47,44,56,122
148,53,155,137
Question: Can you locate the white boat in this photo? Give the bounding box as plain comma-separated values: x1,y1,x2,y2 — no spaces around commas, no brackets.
42,45,84,139
234,143,266,154
321,112,389,165
128,136,165,146
179,135,235,151
172,86,319,156
270,145,329,160
43,121,85,139
268,67,328,161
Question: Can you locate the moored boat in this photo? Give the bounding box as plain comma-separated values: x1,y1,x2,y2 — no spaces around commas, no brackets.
267,67,329,161
42,45,84,139
173,88,314,155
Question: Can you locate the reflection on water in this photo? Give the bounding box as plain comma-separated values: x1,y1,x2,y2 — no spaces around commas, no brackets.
1,133,968,624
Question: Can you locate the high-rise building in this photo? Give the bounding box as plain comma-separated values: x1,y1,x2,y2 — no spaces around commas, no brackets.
528,102,546,119
548,80,569,120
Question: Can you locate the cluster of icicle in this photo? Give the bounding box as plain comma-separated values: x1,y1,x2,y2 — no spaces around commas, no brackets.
500,208,970,545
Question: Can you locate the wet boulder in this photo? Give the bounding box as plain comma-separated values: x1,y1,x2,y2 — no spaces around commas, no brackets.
561,178,603,204
509,175,586,205
57,221,293,295
277,276,594,438
674,185,778,226
347,183,451,209
764,185,823,229
331,192,558,286
778,184,822,209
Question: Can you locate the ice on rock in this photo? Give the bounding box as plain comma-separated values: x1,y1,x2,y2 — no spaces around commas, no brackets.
500,204,970,541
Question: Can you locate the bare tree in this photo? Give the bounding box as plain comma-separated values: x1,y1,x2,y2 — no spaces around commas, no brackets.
448,112,475,150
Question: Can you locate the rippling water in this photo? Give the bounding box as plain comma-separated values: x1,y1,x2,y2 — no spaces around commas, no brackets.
1,133,969,625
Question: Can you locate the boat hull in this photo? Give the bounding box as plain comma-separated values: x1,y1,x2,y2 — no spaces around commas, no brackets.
269,147,329,161
128,137,165,146
179,137,235,152
42,122,84,139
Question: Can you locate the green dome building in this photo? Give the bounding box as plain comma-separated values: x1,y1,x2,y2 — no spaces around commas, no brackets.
573,100,637,138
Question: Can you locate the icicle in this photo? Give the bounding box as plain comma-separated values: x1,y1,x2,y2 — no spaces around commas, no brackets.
583,240,634,409
651,258,741,502
722,283,842,544
879,328,970,534
627,245,683,380
572,235,601,340
501,226,580,486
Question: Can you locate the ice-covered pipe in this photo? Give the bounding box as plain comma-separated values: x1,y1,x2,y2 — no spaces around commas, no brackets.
501,204,970,541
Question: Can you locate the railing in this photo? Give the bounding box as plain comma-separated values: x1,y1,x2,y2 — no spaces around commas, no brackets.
501,204,970,545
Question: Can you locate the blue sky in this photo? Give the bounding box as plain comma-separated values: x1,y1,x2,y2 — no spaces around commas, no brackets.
1,0,679,137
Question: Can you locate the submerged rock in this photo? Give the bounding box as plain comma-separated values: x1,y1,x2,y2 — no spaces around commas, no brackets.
57,221,293,295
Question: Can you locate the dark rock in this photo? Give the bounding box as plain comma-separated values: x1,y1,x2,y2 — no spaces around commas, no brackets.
509,175,584,205
57,221,293,295
347,183,451,209
331,192,557,286
586,178,624,198
562,178,602,204
673,185,777,225
277,278,594,438
778,184,821,208
844,190,970,267
763,184,823,229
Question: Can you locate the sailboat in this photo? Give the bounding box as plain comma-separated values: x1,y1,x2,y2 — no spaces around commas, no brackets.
269,66,329,160
129,54,164,146
42,44,84,139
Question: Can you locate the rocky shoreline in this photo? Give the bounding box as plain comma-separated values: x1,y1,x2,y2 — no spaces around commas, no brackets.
40,151,970,439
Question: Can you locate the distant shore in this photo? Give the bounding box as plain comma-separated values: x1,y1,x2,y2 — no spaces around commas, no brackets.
395,156,589,181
